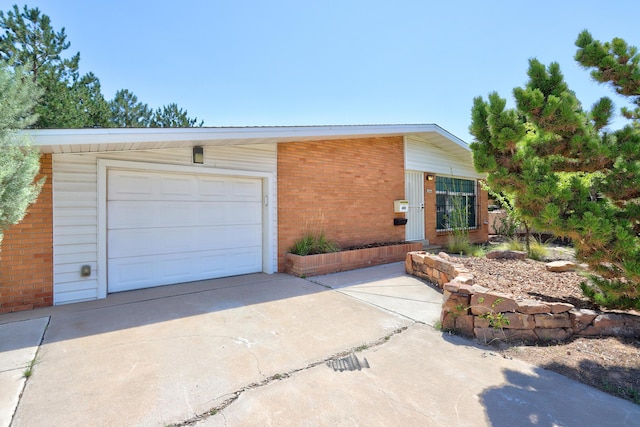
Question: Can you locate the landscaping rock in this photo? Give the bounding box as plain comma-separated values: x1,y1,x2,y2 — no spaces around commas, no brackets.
570,309,599,333
534,312,572,328
470,284,489,293
485,250,527,260
442,292,470,316
503,313,535,329
440,310,457,331
405,254,414,275
454,315,475,337
408,250,640,346
443,283,460,293
470,292,518,315
474,317,490,328
545,260,577,272
624,316,640,337
475,327,537,343
549,302,574,314
451,273,474,285
516,299,551,314
580,314,627,336
454,284,476,295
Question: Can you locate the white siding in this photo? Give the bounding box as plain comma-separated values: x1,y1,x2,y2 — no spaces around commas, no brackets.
404,135,483,178
52,144,277,305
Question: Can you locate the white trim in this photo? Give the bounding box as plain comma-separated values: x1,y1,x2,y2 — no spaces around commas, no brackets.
96,159,275,298
97,162,107,299
27,124,470,154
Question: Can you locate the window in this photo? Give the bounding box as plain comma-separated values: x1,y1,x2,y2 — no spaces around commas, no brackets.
435,176,477,231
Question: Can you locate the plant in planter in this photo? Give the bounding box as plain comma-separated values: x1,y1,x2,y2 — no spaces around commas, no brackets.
288,232,340,255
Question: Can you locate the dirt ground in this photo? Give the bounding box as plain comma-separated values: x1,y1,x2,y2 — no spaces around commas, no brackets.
456,253,640,405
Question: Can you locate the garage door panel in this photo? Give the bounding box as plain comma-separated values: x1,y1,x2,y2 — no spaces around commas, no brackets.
107,169,264,293
108,172,155,199
199,248,261,275
198,177,229,198
109,249,262,292
196,202,232,225
231,248,262,271
109,255,196,292
228,224,263,247
158,255,196,281
227,202,262,224
197,225,261,250
108,259,155,292
158,175,197,198
231,180,262,200
109,227,200,258
108,201,199,229
109,200,260,229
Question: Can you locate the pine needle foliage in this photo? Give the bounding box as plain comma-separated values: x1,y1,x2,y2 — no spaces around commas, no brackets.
0,63,43,244
470,30,640,310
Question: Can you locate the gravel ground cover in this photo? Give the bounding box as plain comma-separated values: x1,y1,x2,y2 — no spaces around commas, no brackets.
456,252,640,404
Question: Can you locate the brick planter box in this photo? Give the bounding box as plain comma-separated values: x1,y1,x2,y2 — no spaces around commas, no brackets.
285,242,423,277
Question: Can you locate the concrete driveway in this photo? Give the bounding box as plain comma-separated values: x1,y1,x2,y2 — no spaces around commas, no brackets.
1,262,638,426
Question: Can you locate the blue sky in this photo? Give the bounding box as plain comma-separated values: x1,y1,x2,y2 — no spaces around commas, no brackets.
4,0,640,141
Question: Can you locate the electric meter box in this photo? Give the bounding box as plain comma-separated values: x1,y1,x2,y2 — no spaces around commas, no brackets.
394,200,409,213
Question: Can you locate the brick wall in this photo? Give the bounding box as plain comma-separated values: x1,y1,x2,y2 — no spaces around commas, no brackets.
424,174,489,246
0,154,54,313
277,137,406,271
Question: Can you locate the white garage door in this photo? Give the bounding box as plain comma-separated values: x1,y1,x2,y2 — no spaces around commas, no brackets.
107,169,263,293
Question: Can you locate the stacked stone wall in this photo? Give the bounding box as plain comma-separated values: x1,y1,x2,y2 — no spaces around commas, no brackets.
405,251,640,342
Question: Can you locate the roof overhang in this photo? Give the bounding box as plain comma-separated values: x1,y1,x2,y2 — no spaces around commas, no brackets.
23,124,470,155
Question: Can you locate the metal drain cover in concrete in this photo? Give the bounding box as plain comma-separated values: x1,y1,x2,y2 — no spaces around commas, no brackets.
327,353,370,372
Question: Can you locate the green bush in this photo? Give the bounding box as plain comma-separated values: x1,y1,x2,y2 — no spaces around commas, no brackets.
288,232,340,255
581,277,640,311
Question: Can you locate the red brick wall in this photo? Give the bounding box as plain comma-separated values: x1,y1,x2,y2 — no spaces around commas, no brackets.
0,154,54,313
424,173,489,246
277,137,406,271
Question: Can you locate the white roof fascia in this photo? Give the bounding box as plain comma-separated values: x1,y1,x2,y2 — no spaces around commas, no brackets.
24,124,470,154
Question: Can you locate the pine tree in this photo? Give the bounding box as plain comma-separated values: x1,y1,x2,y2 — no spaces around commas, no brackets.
0,63,43,244
109,89,152,127
470,31,640,310
150,103,204,128
1,4,204,129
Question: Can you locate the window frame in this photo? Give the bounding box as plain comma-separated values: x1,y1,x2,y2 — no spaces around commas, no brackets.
435,176,478,232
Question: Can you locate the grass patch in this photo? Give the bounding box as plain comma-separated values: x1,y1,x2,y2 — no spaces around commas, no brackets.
494,236,550,261
444,234,486,257
354,344,369,352
445,233,472,255
23,357,37,378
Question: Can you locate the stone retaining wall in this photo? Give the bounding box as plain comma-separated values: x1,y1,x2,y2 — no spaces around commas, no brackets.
405,251,640,342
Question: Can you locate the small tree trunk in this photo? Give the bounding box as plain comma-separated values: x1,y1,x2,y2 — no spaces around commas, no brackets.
524,221,531,255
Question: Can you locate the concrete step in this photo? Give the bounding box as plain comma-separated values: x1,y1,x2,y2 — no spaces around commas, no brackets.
411,240,443,252
423,244,443,253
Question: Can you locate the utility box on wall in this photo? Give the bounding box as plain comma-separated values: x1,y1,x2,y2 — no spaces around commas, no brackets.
394,200,409,213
